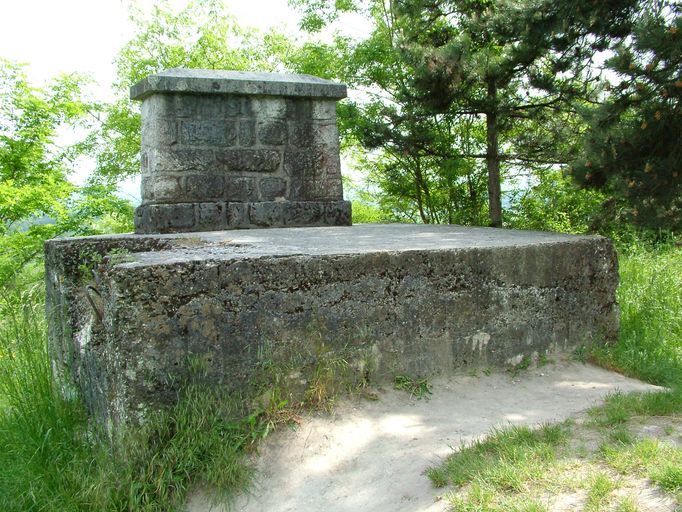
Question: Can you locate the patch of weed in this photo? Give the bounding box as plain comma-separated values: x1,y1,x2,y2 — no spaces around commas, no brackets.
592,246,682,388
508,355,532,376
650,463,682,493
607,426,634,445
614,496,640,512
428,423,570,489
585,472,616,511
589,390,682,428
537,353,554,368
394,374,432,399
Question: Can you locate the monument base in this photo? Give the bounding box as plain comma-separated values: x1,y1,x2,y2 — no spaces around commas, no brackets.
134,200,352,234
45,225,619,429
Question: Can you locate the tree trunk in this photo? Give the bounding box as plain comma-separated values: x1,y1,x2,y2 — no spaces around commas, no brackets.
486,78,503,228
413,159,429,223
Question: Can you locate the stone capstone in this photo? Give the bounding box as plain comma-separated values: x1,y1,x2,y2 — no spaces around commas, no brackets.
131,69,351,234
44,225,620,429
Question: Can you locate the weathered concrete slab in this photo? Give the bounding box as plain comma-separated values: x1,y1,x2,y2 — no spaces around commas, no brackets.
45,225,619,429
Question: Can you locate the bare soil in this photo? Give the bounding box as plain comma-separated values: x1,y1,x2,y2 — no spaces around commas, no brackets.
187,360,663,512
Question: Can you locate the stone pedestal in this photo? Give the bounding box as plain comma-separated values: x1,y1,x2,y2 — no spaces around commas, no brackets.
45,225,619,428
131,69,351,233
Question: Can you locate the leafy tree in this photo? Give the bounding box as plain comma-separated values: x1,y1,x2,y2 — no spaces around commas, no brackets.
287,1,490,224
391,0,639,226
506,169,606,234
287,0,641,226
572,1,682,232
87,0,289,184
0,60,132,286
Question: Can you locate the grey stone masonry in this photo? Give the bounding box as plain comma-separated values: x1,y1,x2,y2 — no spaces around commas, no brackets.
132,68,351,233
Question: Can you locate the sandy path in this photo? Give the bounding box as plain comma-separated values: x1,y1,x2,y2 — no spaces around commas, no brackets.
187,361,660,512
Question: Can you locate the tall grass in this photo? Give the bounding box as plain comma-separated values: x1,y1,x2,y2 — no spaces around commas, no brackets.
0,280,257,511
594,244,682,387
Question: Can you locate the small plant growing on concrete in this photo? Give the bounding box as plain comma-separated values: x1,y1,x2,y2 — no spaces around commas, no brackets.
393,374,432,399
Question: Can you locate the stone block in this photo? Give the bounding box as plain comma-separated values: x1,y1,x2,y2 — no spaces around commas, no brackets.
135,203,196,233
146,148,214,173
152,176,183,203
288,122,315,147
286,98,313,119
312,100,337,120
257,121,287,145
141,94,192,119
313,123,340,147
180,120,237,146
224,176,256,201
324,200,352,225
185,174,224,201
259,177,287,201
215,149,281,173
141,119,178,147
131,69,348,101
226,202,249,228
249,201,284,227
239,120,256,146
251,97,287,118
283,201,324,225
196,202,226,231
283,146,340,179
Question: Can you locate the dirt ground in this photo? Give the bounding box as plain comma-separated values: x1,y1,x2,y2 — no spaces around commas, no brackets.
186,360,663,512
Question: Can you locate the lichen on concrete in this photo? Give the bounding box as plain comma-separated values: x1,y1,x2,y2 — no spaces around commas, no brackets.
45,224,619,429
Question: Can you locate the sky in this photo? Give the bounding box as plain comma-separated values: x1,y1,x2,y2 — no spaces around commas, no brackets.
0,0,300,90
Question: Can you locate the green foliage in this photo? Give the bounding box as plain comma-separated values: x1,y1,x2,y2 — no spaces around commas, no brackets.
572,2,682,230
393,374,432,399
288,0,644,227
427,422,569,489
0,60,133,286
600,437,682,500
88,0,288,183
507,170,607,233
592,245,682,387
585,472,616,511
384,0,641,227
287,1,492,225
351,199,389,223
289,0,358,33
651,463,682,492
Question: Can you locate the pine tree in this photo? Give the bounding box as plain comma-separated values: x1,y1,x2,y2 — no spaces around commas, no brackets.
571,1,682,231
393,0,639,226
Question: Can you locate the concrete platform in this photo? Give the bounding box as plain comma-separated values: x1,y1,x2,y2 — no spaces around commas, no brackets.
45,225,619,428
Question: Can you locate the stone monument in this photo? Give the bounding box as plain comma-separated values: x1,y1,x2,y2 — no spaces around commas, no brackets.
132,68,351,233
44,69,620,431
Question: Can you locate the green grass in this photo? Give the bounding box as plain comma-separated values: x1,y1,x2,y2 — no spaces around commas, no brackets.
426,423,570,489
593,245,682,387
393,374,432,399
0,284,261,511
585,472,616,511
